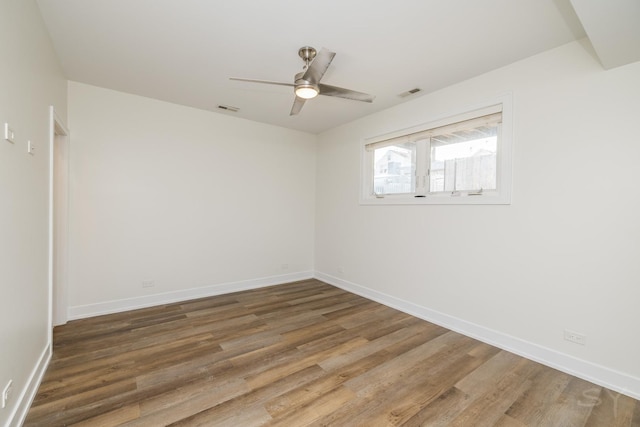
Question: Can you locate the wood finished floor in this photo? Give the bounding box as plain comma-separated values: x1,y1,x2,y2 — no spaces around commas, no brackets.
25,279,640,426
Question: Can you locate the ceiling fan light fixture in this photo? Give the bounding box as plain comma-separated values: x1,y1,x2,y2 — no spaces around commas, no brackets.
295,84,319,99
230,47,374,116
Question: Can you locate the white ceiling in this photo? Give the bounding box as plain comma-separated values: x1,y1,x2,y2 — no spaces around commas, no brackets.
35,0,598,134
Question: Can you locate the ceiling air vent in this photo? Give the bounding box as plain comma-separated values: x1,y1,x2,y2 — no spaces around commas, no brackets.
217,105,240,112
398,88,421,98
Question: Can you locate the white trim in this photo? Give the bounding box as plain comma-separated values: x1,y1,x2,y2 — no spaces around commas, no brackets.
314,271,640,400
67,271,314,320
7,344,51,427
48,106,70,339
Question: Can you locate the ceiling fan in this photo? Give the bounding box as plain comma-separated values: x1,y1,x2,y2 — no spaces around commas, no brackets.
230,46,375,116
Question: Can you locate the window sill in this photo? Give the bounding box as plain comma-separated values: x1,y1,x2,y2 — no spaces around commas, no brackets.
360,193,511,205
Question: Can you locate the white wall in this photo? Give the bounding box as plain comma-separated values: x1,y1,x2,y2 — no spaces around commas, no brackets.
66,82,316,317
315,40,640,397
0,1,67,425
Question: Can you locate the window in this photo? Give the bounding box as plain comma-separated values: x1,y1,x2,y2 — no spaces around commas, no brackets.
373,140,416,195
361,96,512,204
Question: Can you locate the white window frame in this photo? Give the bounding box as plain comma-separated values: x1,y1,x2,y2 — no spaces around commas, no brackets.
360,94,513,205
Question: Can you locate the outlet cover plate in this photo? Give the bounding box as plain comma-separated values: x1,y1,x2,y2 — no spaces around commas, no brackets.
142,280,155,288
4,123,15,143
564,329,586,345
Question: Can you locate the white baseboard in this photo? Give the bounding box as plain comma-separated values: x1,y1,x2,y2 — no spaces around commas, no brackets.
7,343,51,427
314,271,640,400
68,271,314,320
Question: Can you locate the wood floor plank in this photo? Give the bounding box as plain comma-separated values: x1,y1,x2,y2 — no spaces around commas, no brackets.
448,369,535,427
266,385,356,427
26,379,138,425
377,347,496,426
123,377,249,426
342,330,465,392
493,414,529,427
245,337,367,390
167,365,326,426
307,334,477,426
169,405,273,427
538,377,600,426
135,357,234,393
505,366,573,424
401,386,473,427
24,279,640,426
264,345,409,420
70,404,141,427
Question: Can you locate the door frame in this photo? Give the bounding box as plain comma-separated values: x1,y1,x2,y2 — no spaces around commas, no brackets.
48,105,69,342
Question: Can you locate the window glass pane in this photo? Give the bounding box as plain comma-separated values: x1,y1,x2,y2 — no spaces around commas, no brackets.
373,141,416,194
430,125,497,193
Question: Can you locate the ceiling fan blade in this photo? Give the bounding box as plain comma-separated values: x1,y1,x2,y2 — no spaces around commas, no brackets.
302,48,335,83
230,77,294,88
290,96,306,116
318,83,375,103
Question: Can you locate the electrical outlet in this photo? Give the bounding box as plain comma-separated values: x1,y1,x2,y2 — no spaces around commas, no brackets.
141,280,155,288
564,329,586,345
2,380,13,409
